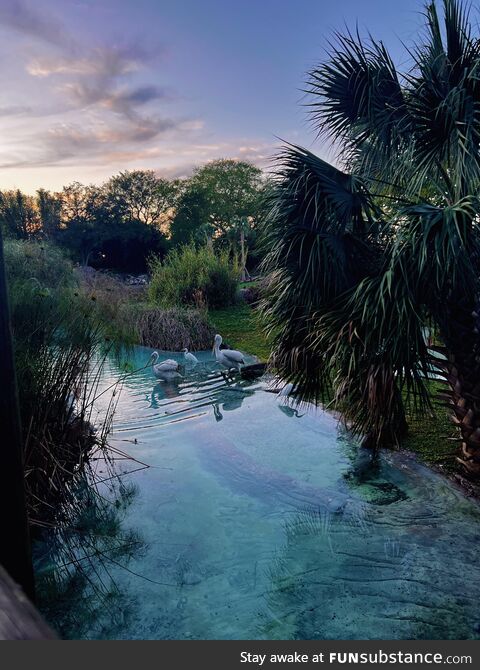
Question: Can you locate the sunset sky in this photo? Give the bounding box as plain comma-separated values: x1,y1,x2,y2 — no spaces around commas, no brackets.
0,0,425,193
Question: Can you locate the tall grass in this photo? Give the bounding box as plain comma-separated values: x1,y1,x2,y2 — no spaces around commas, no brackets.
134,306,215,350
4,240,147,636
75,269,139,345
77,267,214,350
149,243,240,309
4,241,129,525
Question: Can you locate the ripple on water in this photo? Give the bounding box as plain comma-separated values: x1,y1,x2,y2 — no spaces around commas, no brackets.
39,346,480,640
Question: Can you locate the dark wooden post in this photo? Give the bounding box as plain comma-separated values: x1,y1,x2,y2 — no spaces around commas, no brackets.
0,228,35,600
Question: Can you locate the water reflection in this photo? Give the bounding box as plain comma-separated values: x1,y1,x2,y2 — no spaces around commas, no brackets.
34,455,146,639
150,379,182,406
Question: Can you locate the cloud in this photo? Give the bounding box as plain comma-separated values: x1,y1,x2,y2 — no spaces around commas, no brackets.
28,43,150,79
28,43,172,127
0,0,73,49
0,113,190,170
0,0,272,185
40,119,177,164
0,128,273,175
0,104,32,116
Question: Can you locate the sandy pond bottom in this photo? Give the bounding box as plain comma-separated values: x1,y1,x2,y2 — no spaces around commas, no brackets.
37,346,480,639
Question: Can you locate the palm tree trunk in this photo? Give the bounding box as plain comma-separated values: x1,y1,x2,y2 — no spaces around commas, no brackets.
240,227,247,282
434,296,480,477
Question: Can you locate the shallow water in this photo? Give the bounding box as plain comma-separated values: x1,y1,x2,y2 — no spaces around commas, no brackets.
39,346,480,639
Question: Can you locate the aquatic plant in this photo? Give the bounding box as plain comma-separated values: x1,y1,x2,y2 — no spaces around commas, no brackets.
134,306,215,351
34,458,145,639
3,239,150,636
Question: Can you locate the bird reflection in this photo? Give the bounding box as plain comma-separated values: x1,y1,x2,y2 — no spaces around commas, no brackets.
211,383,255,422
213,403,223,422
277,403,304,418
274,381,304,418
150,379,182,407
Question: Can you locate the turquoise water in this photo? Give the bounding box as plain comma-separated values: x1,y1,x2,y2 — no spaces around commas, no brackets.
41,346,480,639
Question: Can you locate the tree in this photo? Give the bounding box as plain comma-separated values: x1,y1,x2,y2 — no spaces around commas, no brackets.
58,180,168,271
261,0,480,476
169,183,211,247
107,170,177,230
171,160,264,278
0,190,40,239
36,188,62,240
57,183,103,266
60,182,91,225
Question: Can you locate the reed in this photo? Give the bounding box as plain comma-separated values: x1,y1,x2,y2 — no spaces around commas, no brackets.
133,306,215,350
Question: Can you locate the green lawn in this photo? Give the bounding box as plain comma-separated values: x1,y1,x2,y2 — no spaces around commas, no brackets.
209,302,272,361
402,383,458,473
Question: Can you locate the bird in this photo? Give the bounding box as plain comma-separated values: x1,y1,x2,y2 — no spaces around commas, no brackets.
182,348,199,365
277,382,296,398
150,351,182,381
212,334,245,372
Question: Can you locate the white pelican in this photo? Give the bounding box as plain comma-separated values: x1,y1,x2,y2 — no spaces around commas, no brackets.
212,334,245,372
150,352,182,380
182,348,198,365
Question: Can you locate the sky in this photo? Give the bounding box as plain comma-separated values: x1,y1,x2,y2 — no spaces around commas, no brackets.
0,0,429,193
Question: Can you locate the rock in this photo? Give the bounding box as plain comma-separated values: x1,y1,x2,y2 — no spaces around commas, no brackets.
182,571,202,586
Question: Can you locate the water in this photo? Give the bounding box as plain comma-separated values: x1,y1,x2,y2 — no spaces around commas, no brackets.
38,346,480,639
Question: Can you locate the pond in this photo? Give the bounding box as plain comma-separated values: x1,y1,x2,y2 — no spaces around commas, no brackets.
36,346,480,639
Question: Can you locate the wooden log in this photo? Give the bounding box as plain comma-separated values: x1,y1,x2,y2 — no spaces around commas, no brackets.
240,363,267,380
0,565,56,639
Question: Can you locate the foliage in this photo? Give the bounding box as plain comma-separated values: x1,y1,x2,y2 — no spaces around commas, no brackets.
4,239,74,289
169,160,266,275
36,188,62,239
133,307,215,350
3,240,132,524
0,162,267,274
0,189,40,238
56,179,169,271
149,243,240,309
261,0,480,470
187,159,263,235
75,268,141,345
106,170,177,228
169,184,210,247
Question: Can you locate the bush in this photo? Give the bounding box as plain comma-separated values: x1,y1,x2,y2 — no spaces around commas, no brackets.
149,243,239,309
75,268,140,345
133,307,215,350
4,239,75,290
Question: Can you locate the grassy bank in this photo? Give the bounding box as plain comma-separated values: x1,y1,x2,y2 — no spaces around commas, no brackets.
209,302,272,361
402,383,458,473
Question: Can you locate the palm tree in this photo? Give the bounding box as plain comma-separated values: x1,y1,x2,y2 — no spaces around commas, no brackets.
261,0,480,476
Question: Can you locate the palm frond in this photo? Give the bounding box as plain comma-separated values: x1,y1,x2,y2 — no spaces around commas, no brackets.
307,28,410,167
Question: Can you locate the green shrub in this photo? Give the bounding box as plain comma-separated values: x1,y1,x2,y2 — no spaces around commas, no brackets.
149,243,239,309
4,239,75,291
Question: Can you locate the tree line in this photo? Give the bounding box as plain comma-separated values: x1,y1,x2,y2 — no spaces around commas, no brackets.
0,159,266,274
